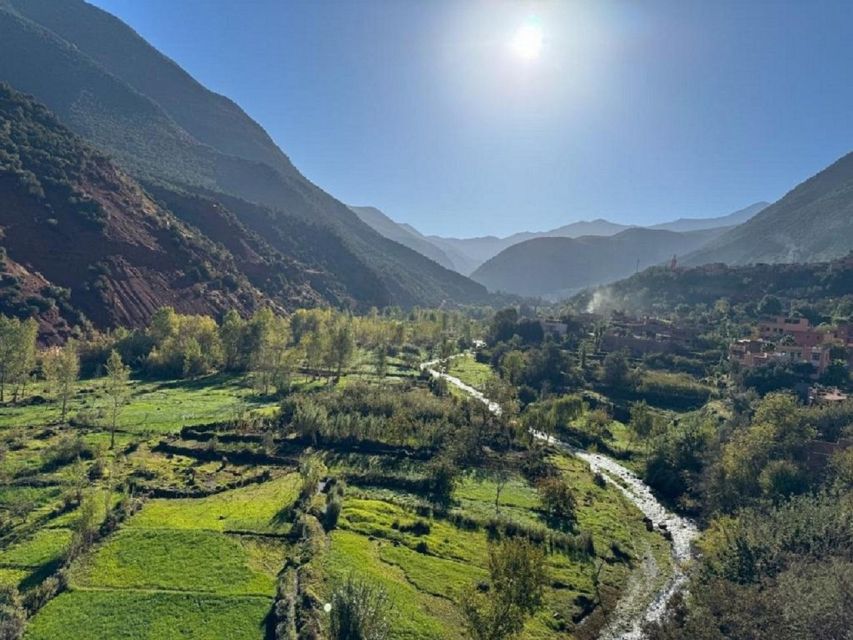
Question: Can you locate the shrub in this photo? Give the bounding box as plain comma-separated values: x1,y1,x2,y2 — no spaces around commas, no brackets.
329,576,390,640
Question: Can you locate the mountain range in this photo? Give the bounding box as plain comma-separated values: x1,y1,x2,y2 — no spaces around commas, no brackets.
355,147,853,299
354,203,769,276
470,227,728,299
1,0,853,328
0,0,488,331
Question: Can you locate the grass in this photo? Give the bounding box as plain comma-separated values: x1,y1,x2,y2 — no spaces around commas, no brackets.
0,528,71,568
69,528,278,596
324,530,458,640
0,374,277,434
3,349,678,640
25,591,271,640
447,354,496,390
127,473,299,534
324,454,672,639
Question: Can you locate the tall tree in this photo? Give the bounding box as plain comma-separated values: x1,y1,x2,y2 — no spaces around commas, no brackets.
461,538,548,640
251,316,293,395
104,350,130,449
0,316,37,403
43,339,80,423
329,321,355,380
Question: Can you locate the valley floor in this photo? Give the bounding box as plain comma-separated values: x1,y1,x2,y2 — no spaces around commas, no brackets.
1,351,677,640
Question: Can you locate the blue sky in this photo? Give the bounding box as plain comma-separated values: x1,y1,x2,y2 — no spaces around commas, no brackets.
91,0,853,237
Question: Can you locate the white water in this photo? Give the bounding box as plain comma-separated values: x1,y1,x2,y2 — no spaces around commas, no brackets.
421,357,699,639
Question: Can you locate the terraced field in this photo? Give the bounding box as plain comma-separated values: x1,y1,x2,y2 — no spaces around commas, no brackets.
25,475,300,640
2,350,675,640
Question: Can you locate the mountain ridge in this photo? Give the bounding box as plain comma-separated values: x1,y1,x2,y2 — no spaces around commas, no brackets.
0,0,489,309
470,227,727,299
685,153,853,265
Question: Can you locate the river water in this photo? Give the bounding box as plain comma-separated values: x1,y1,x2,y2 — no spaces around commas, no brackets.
421,358,698,639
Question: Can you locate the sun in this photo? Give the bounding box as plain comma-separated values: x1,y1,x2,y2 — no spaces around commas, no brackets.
511,20,543,60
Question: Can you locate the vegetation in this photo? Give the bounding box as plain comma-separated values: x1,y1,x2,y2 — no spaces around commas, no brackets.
0,295,847,639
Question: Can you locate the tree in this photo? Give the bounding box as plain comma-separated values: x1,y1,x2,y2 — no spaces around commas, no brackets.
757,295,784,317
43,339,79,423
548,395,585,431
0,584,25,640
0,316,37,403
304,329,327,377
426,456,459,506
489,308,519,344
104,350,130,449
329,321,355,379
251,315,292,395
219,309,247,372
492,463,511,516
374,343,388,378
500,350,525,385
461,538,548,640
329,576,390,640
602,350,630,388
537,477,577,527
629,400,657,441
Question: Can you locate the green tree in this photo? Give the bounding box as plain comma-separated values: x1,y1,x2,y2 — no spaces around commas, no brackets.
104,350,130,449
629,400,657,441
548,395,585,431
251,315,292,395
374,343,388,378
329,321,355,379
602,350,630,388
426,456,459,506
500,350,525,385
219,309,247,371
757,294,784,317
0,316,37,403
43,339,79,423
461,538,548,640
537,477,577,527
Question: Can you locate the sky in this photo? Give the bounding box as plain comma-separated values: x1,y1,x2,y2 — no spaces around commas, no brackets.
90,0,853,238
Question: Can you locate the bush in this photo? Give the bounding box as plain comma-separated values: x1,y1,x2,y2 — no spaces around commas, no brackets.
329,576,390,640
324,497,342,531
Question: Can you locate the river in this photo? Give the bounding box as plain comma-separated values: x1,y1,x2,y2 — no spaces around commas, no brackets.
421,357,698,640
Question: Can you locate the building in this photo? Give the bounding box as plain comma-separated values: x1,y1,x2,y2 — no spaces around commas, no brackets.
731,316,848,375
600,315,699,356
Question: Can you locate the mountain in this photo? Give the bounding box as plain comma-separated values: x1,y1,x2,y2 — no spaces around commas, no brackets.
425,205,763,276
571,255,853,316
428,219,633,275
349,206,455,270
0,83,265,339
649,201,768,232
686,153,853,266
0,0,487,309
470,227,727,299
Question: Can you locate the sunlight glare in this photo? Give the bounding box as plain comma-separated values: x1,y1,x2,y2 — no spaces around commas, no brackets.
511,19,543,60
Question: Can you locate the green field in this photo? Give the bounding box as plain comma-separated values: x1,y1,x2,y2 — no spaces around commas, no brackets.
447,354,497,390
0,375,277,434
127,473,299,533
26,591,271,640
69,528,280,596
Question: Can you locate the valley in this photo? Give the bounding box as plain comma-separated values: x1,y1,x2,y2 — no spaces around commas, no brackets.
0,1,851,639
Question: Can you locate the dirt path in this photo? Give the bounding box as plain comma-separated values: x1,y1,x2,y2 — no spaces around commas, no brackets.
421,357,698,639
